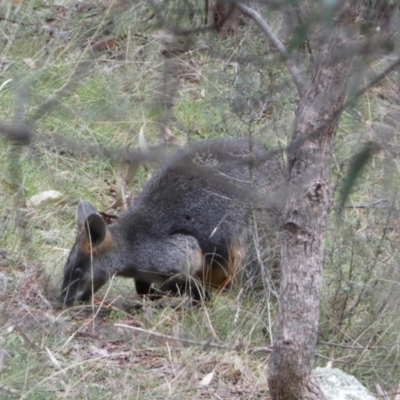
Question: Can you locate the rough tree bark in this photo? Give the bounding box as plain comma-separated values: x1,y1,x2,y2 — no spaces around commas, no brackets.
235,0,397,397
205,0,242,38
267,2,360,399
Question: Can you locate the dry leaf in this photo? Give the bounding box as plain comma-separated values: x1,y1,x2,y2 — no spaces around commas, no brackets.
199,371,215,387
375,384,390,400
0,78,13,93
24,59,36,70
90,36,118,52
45,347,62,370
138,125,150,155
89,345,109,358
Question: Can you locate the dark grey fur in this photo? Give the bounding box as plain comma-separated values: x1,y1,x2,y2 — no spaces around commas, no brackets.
60,138,284,307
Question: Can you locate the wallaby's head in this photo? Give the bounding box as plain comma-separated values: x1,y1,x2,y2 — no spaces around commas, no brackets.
60,201,115,307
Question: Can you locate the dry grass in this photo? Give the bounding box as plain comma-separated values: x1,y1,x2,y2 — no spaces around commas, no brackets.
0,252,271,399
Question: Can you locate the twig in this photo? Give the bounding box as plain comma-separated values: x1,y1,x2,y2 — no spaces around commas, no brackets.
319,340,390,350
28,59,95,126
115,324,240,350
316,353,400,368
234,1,306,97
0,17,28,26
15,325,39,350
344,199,389,209
251,346,273,354
1,54,400,190
116,324,274,354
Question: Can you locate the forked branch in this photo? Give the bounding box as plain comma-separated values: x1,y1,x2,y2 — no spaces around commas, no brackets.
234,1,306,97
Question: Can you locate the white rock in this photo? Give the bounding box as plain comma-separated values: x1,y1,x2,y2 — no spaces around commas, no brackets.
28,190,64,207
314,367,376,400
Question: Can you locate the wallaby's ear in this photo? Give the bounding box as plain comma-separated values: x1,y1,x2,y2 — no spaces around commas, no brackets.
76,201,98,226
84,213,107,246
76,201,107,246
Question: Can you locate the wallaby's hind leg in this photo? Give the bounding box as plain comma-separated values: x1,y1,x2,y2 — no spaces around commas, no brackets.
151,233,205,300
133,279,169,301
156,278,211,302
134,276,206,303
134,279,152,296
134,279,168,301
133,234,207,303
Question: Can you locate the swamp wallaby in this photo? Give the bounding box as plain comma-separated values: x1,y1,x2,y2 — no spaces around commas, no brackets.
60,138,283,307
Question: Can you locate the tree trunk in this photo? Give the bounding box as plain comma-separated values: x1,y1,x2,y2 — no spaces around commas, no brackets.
205,0,241,38
267,3,359,399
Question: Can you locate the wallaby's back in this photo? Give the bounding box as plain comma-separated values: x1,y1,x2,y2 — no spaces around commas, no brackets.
125,138,281,267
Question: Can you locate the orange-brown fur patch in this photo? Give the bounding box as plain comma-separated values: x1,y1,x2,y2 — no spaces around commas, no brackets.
80,229,115,256
197,243,244,290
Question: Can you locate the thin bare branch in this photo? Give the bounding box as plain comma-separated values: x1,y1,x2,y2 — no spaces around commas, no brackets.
27,58,95,126
316,353,400,368
251,346,273,354
234,1,306,97
115,324,240,350
318,339,396,350
115,324,275,355
2,54,399,168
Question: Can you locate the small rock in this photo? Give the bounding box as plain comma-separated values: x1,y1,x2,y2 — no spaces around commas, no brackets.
314,367,376,400
28,190,64,207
